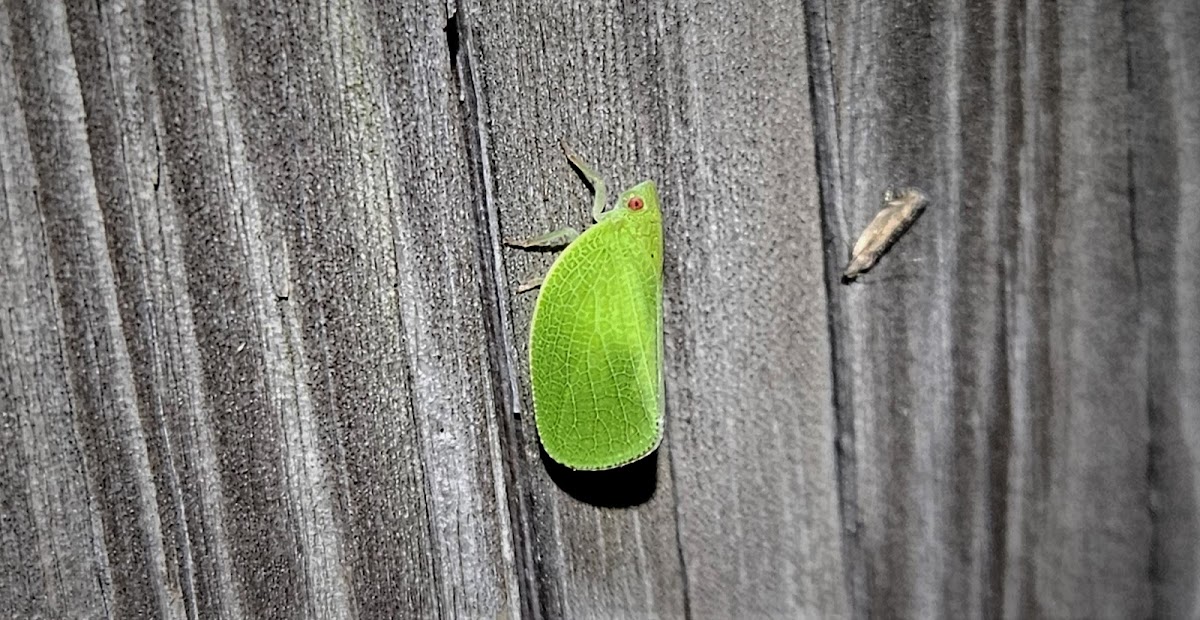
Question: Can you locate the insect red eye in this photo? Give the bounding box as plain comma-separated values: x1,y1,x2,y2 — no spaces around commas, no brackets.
628,196,645,211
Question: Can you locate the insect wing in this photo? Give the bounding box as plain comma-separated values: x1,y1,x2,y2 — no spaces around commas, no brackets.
529,217,663,470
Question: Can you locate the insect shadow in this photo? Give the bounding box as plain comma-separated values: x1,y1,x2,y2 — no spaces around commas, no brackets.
840,257,928,286
540,448,659,508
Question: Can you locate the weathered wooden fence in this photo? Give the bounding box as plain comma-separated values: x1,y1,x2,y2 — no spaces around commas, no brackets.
2,0,1196,617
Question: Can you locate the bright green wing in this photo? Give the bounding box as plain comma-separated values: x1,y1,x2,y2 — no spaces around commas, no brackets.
529,182,663,470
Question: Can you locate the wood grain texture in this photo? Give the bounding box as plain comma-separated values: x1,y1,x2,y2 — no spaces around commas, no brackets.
470,3,693,617
4,0,519,617
1,0,1194,618
1128,0,1200,616
810,0,1163,617
476,0,845,616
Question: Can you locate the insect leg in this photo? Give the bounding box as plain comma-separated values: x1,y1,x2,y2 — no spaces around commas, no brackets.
560,139,609,222
505,228,572,294
504,227,580,249
514,275,544,294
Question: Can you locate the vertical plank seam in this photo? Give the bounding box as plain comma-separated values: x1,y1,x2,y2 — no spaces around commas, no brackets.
447,2,543,619
665,444,693,620
1120,1,1158,616
802,0,864,617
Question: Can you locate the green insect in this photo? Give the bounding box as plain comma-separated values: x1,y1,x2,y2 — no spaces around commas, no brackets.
507,141,664,471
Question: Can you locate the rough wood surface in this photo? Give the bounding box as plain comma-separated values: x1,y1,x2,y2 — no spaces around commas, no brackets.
812,1,1163,617
0,0,1194,618
1129,1,1200,617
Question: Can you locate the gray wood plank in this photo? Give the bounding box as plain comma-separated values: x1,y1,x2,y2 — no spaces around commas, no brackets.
473,0,847,616
1,5,116,618
651,2,849,617
3,0,521,617
811,1,1153,617
468,2,690,617
5,1,174,616
2,0,1194,617
1129,0,1200,617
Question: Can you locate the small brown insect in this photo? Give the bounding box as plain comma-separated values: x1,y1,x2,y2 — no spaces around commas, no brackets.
842,187,929,283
